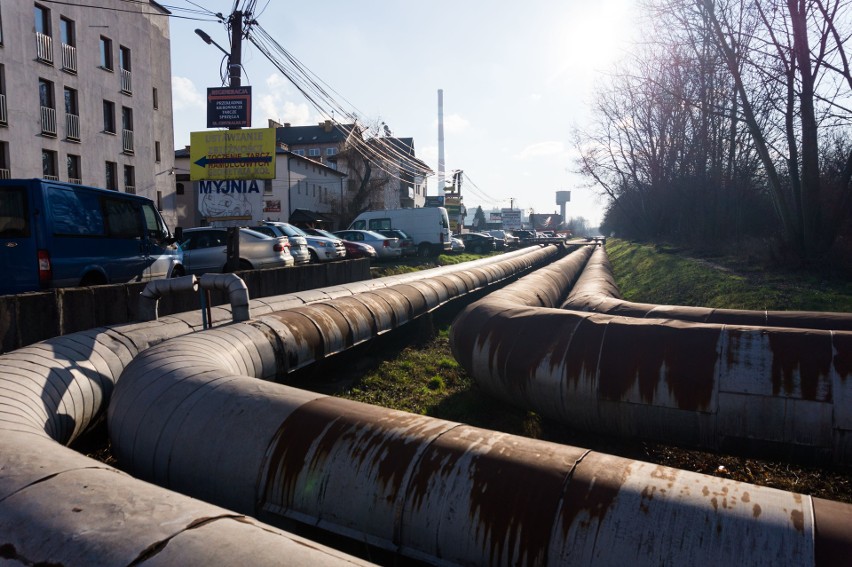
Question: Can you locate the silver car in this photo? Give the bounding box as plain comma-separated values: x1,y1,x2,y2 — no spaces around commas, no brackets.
261,221,345,263
179,227,294,275
253,222,311,265
334,229,402,260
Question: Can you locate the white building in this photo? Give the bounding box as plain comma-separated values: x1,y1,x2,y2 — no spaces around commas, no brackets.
0,1,177,227
174,147,346,229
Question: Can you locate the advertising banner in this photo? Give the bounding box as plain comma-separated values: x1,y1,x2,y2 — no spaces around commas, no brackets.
190,128,276,181
501,208,522,230
207,86,252,128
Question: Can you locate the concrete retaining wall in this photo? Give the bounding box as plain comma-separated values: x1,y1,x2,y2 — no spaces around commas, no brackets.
0,260,371,354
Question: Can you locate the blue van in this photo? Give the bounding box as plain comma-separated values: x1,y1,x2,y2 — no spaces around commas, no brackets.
0,179,183,295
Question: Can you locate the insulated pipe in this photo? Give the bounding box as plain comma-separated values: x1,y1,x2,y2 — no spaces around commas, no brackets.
564,246,852,330
199,272,251,323
109,317,852,566
0,246,555,564
138,274,199,321
450,246,852,464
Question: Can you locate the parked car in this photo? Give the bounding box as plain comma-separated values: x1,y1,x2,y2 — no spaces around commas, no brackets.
451,237,466,253
262,221,345,262
348,207,452,256
334,229,402,260
487,230,520,248
179,227,293,275
342,240,378,260
252,223,310,265
457,232,496,254
376,229,416,256
303,227,378,260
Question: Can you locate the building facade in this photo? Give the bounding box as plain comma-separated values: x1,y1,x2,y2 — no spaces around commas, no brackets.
174,147,346,229
0,1,177,227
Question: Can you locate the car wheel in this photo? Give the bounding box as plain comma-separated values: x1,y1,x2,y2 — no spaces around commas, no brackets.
238,259,253,271
417,243,432,257
171,266,185,278
80,272,107,287
309,249,319,263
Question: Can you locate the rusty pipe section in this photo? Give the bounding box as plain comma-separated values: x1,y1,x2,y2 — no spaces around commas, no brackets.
451,246,852,465
564,246,852,330
0,245,554,564
109,326,852,566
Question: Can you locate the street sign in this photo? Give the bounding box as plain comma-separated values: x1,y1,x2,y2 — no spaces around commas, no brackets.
207,86,252,128
501,208,522,230
190,128,276,180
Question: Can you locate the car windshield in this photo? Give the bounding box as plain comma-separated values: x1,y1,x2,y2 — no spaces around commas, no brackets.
313,228,337,239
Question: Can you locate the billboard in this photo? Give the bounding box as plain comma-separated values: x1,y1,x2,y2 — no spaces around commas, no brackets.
530,213,563,230
501,208,522,230
190,128,276,181
198,179,263,224
207,86,252,128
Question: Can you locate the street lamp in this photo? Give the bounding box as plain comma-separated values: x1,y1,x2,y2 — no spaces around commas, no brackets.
194,29,230,58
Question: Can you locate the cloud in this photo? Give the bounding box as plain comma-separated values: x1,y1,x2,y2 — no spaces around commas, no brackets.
171,76,204,110
513,141,566,160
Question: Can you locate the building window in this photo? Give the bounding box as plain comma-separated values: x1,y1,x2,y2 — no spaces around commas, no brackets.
64,87,79,141
119,45,131,94
99,36,113,70
176,182,184,196
0,142,10,178
67,154,80,184
34,4,53,64
59,17,76,72
264,179,272,195
157,190,162,211
105,161,117,190
152,87,158,109
154,141,161,162
326,147,337,156
0,5,5,46
103,100,115,134
308,148,320,157
294,149,305,156
121,106,133,152
42,149,58,180
39,78,56,136
124,165,135,193
0,65,7,126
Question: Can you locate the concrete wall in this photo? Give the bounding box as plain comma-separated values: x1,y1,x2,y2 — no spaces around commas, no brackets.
0,259,371,354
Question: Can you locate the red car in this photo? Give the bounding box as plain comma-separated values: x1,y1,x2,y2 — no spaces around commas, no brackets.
341,239,378,259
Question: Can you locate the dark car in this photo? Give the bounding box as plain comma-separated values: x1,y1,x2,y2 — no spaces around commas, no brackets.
457,232,496,254
341,239,378,260
376,229,416,256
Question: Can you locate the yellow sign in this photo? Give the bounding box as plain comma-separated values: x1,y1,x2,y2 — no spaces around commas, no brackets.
190,128,276,180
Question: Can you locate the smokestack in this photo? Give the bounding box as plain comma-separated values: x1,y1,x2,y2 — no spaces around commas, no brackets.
438,89,445,198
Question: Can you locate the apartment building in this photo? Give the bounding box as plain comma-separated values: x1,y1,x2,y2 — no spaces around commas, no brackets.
0,1,177,228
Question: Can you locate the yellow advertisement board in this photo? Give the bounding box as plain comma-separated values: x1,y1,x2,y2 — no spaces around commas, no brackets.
190,128,276,180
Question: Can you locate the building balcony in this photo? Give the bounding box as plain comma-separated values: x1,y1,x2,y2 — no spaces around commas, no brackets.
122,129,134,153
125,185,136,194
0,169,10,179
68,177,82,185
120,69,132,94
61,43,77,73
40,106,57,136
43,175,59,181
66,113,80,141
36,32,53,64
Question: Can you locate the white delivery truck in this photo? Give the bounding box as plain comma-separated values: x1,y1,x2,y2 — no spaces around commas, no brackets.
348,207,452,256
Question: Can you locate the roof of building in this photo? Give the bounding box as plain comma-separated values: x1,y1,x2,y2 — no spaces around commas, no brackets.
174,146,346,177
274,121,359,146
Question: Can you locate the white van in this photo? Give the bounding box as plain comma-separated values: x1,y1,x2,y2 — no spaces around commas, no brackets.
348,207,451,256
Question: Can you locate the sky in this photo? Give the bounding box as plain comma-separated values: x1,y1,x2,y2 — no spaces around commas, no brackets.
168,1,640,227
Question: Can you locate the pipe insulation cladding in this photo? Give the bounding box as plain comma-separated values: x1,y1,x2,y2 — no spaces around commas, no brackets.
108,316,852,566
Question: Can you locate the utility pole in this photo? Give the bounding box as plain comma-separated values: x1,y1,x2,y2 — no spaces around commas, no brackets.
225,10,244,272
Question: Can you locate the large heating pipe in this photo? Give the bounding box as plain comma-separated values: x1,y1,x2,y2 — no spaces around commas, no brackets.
450,245,852,464
0,246,556,564
109,306,852,566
